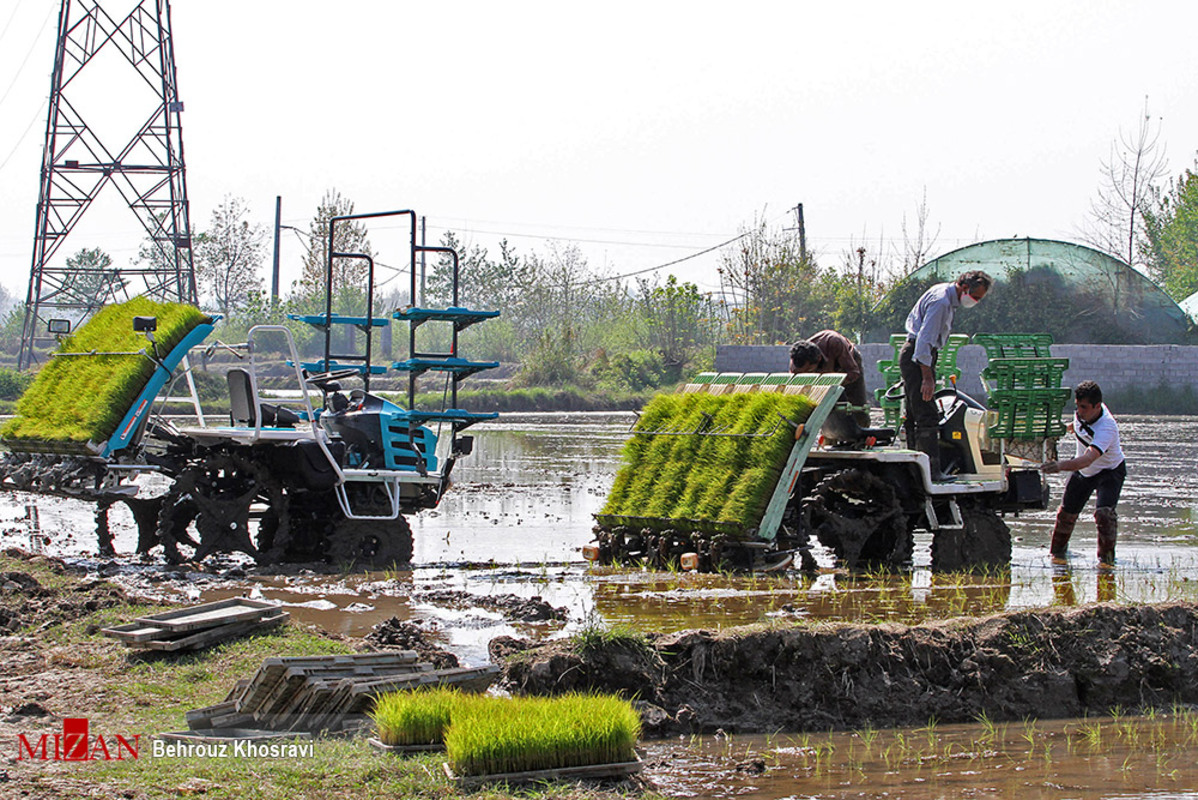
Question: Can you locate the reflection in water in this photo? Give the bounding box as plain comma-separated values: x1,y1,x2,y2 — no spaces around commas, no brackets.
644,711,1198,800
4,413,1198,633
590,569,1017,631
1052,562,1119,606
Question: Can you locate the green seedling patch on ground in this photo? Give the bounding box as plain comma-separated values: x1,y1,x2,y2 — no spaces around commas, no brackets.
2,298,210,445
371,686,460,746
372,687,641,778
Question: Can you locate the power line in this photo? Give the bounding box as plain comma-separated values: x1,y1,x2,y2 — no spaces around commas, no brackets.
0,2,54,111
424,225,713,250
0,100,45,174
0,0,26,47
579,230,751,285
429,215,735,240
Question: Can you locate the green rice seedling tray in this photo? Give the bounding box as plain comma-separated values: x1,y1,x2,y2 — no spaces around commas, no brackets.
591,515,749,539
368,737,444,754
2,297,212,452
598,374,844,542
441,755,643,786
442,692,640,782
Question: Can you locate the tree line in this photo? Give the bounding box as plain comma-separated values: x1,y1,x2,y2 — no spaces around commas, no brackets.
3,105,1196,389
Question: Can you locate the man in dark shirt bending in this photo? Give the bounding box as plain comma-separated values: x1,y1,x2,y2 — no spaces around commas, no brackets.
790,330,869,427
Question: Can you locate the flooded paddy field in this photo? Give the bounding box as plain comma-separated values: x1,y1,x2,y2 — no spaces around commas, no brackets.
3,412,1198,799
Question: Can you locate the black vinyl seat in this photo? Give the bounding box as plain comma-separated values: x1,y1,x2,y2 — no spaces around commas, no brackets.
227,368,299,428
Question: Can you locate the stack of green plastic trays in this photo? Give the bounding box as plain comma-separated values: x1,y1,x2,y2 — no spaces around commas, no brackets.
974,333,1070,446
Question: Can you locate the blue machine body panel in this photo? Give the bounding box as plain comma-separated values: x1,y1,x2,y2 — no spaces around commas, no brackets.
102,322,215,457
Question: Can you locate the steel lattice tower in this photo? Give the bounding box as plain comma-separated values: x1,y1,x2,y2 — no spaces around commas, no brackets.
18,0,196,369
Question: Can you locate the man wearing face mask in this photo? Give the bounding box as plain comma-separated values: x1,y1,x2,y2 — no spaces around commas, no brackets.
899,270,993,482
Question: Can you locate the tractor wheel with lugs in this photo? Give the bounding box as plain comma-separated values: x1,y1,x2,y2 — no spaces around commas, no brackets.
931,502,1011,572
325,515,414,570
803,468,911,569
156,451,276,563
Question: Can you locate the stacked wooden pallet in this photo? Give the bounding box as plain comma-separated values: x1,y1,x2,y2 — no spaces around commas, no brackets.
184,652,499,734
101,598,288,651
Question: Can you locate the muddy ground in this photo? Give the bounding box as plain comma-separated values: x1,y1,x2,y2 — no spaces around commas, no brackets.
5,546,1198,799
5,546,1197,744
497,602,1198,737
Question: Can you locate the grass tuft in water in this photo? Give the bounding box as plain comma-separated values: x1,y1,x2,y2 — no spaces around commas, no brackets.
573,620,655,660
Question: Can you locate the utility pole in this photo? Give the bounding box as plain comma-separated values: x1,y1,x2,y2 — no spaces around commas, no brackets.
271,196,282,307
419,216,427,306
792,203,807,262
19,0,195,369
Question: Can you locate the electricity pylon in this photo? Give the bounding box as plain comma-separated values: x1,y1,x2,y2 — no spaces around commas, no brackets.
18,0,196,369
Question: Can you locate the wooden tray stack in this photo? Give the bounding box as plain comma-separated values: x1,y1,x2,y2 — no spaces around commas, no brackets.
184,652,499,735
101,598,289,651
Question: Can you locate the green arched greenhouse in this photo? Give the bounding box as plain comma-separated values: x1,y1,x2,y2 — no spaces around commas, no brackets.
868,238,1191,344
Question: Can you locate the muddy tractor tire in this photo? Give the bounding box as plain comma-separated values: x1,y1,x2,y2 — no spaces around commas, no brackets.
803,468,912,570
325,516,414,570
156,450,285,565
930,502,1011,572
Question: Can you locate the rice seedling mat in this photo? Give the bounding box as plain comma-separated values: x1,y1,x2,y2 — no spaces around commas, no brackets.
441,755,643,786
368,737,445,754
1,298,212,450
597,373,845,542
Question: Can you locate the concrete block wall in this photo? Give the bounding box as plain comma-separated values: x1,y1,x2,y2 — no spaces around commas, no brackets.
715,343,1196,405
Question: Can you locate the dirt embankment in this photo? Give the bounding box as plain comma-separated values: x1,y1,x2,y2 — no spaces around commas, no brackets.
496,603,1198,736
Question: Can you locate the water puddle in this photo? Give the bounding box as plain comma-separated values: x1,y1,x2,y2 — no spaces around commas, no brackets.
3,412,1198,797
642,710,1198,799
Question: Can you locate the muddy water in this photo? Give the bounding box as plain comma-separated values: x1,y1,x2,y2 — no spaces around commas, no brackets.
640,712,1198,799
2,413,1197,650
3,412,1198,799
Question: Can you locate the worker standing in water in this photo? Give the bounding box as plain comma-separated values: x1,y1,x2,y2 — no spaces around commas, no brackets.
900,270,992,482
1040,380,1126,566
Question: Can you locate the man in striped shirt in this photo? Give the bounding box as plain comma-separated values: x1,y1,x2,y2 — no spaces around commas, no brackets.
899,270,993,482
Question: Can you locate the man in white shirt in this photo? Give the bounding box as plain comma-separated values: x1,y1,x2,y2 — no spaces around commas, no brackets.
1040,380,1126,565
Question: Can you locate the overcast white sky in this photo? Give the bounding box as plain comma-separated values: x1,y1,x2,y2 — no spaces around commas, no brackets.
1,0,1196,303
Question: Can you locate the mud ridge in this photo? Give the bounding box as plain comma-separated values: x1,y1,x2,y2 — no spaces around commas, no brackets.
496,602,1198,736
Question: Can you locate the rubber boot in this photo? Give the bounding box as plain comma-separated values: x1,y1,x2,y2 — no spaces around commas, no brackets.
916,429,954,483
1049,508,1079,558
1095,506,1117,565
